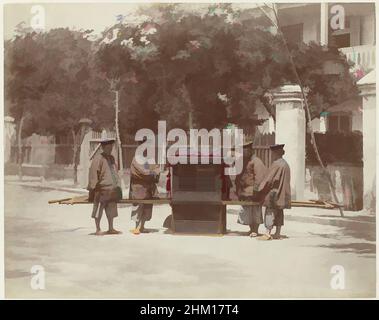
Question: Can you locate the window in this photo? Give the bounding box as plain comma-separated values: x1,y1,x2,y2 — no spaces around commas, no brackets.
339,115,351,132
282,23,304,44
176,164,219,192
331,33,350,48
327,113,352,132
328,115,339,132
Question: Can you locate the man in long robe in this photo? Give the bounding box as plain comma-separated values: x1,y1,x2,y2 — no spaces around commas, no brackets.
87,138,122,236
235,142,268,237
129,153,160,235
257,144,291,240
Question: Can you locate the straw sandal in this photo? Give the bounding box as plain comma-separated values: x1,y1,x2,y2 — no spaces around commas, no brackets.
256,234,272,241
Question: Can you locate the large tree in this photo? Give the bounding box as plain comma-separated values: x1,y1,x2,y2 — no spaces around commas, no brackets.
5,31,49,177
5,28,96,181
5,3,359,174
95,3,358,135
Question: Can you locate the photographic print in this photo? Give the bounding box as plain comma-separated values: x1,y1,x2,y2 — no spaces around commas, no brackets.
2,1,377,299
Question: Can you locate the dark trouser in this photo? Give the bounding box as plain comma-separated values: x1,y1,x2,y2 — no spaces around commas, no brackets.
237,195,263,229
131,203,153,226
238,205,263,226
264,208,284,231
91,190,118,220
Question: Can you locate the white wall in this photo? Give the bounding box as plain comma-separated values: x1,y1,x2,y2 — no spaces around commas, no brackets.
279,4,375,47
361,14,375,45
362,93,376,209
26,133,56,165
303,17,320,43
280,13,320,43
352,110,363,132
311,118,320,132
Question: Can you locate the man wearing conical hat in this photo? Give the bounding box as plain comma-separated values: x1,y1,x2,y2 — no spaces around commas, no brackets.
87,137,122,236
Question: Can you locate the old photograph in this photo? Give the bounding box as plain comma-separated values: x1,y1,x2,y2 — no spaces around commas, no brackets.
2,1,377,299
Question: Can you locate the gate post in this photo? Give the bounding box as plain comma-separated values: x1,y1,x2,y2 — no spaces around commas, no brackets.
4,116,16,163
358,70,376,212
77,129,93,188
272,85,306,200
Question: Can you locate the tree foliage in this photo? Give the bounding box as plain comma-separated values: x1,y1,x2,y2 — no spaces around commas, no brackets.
5,28,97,137
5,4,359,140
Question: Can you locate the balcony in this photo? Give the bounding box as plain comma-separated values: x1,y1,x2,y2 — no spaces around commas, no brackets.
339,45,376,71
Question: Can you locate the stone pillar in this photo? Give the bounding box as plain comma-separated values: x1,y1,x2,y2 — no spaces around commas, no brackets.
75,119,92,187
272,85,306,200
358,70,376,211
4,116,16,163
78,129,93,188
320,3,329,46
319,115,327,133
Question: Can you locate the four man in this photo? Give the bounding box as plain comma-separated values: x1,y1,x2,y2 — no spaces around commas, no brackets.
87,139,291,239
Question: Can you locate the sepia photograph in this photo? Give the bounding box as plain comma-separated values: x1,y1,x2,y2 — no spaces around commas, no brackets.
2,1,377,300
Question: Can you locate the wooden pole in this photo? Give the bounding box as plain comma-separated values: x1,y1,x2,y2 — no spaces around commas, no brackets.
48,196,342,209
114,88,124,173
109,78,126,190
89,143,101,161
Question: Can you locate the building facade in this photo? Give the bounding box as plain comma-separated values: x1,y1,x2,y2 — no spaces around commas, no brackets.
254,3,376,211
278,2,375,134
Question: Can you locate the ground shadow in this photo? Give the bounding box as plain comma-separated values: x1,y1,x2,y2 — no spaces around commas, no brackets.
56,227,84,233
318,242,376,255
140,228,160,233
126,228,161,235
308,231,375,255
225,230,250,236
5,270,30,279
314,214,375,223
335,222,375,242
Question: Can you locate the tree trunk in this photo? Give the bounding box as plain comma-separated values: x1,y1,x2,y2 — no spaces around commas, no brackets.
17,115,25,180
114,89,124,173
188,111,193,130
112,84,127,191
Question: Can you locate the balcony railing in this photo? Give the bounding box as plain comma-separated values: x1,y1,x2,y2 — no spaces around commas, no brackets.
339,45,376,71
